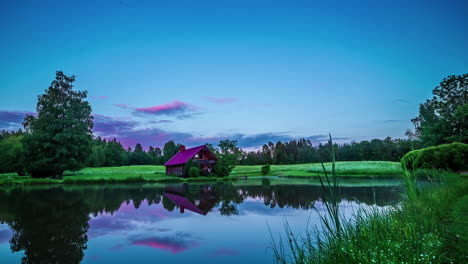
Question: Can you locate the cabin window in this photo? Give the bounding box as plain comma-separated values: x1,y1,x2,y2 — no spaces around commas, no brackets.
194,153,200,159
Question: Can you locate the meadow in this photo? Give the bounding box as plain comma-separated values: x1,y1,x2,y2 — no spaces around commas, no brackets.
0,161,402,185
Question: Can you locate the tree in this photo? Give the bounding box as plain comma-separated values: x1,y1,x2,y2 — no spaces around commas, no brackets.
163,140,179,163
0,134,25,175
412,74,468,145
22,71,93,178
129,143,151,165
217,139,242,173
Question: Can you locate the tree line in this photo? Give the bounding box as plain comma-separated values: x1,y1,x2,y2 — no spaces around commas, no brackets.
0,71,466,178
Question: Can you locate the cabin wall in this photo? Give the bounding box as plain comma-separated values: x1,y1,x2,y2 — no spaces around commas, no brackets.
166,165,184,176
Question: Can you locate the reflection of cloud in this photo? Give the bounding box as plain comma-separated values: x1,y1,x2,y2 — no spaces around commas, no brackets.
0,228,12,244
130,234,200,254
88,200,180,239
88,215,133,238
210,248,240,256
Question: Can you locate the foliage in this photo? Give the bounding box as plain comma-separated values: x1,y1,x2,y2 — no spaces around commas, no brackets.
163,140,180,163
401,142,468,172
412,73,468,146
189,167,200,178
214,139,243,177
261,164,270,175
22,71,93,179
240,137,422,166
0,134,25,175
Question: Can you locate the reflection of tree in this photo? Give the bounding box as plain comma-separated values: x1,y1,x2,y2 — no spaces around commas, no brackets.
0,182,403,262
7,187,89,264
218,201,238,216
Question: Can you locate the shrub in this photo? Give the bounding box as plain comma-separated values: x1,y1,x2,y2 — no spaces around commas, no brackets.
189,167,200,178
401,142,468,172
213,160,230,177
261,164,270,175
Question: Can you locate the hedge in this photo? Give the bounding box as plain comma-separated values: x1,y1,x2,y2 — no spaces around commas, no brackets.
401,142,468,172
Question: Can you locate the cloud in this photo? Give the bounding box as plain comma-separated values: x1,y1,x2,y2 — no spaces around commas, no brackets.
114,103,130,109
382,119,402,123
93,114,139,136
204,97,238,104
149,120,173,124
134,101,200,119
0,110,35,130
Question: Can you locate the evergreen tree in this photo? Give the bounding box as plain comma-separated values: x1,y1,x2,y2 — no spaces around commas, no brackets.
22,71,93,178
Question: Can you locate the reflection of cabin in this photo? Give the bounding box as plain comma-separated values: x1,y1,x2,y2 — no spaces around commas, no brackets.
164,185,217,215
164,145,218,176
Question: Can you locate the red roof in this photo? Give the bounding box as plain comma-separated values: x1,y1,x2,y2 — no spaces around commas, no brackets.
163,192,205,214
164,145,217,166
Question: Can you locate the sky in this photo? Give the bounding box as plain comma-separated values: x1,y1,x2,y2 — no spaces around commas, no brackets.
1,0,467,149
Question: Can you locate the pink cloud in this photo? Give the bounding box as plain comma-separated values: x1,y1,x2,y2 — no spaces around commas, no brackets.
204,97,238,104
132,236,199,254
135,101,198,117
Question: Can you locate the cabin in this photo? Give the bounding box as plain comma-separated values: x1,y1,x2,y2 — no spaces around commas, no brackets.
164,145,218,176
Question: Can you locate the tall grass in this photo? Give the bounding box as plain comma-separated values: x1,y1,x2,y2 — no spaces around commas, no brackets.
271,136,467,264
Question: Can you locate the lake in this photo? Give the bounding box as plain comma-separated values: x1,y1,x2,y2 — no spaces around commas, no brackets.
0,178,403,263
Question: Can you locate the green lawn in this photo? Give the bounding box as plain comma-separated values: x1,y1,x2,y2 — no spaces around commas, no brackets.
232,161,402,177
0,161,402,185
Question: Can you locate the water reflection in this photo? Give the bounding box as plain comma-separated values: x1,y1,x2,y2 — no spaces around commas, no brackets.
0,181,402,263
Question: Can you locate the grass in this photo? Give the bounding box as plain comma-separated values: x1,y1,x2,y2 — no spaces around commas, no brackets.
271,169,468,264
233,161,401,177
0,161,401,185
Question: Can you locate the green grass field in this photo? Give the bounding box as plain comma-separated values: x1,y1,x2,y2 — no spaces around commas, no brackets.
0,161,402,185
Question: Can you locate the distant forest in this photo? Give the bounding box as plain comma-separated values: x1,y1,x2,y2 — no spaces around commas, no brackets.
55,134,425,167
0,130,421,169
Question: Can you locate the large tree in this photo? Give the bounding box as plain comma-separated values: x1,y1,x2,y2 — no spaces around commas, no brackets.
22,71,93,178
412,74,468,146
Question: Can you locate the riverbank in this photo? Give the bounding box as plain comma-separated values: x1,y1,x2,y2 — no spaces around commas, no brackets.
0,161,401,185
272,171,468,263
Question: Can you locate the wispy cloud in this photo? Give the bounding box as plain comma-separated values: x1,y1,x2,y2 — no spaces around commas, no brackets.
204,97,238,104
0,110,35,130
382,119,402,123
114,103,130,109
130,234,200,254
93,114,138,136
134,101,199,118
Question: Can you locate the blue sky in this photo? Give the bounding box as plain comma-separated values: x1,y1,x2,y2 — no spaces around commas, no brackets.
1,0,467,149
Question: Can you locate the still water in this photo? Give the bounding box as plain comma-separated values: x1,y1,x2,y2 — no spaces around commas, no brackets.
0,178,403,263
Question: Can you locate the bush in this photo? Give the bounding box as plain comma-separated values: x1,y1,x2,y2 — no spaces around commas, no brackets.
214,160,230,177
261,164,270,175
189,167,200,178
401,142,468,172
